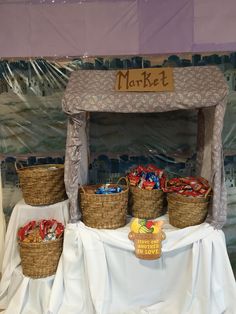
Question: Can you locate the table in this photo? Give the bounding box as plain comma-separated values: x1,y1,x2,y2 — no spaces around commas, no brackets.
49,216,236,314
1,204,236,314
0,199,69,312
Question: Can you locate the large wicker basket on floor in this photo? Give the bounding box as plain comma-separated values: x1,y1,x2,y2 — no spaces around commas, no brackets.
16,163,67,206
80,177,129,229
129,186,165,219
167,192,211,228
19,237,63,278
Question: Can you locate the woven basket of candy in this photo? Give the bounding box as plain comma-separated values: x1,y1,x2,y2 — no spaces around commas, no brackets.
127,165,166,219
165,177,211,228
129,219,166,260
18,219,64,278
79,177,129,229
15,163,67,206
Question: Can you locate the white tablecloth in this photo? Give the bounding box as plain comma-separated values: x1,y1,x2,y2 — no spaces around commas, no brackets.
49,215,236,314
1,206,236,314
1,267,55,314
0,199,69,310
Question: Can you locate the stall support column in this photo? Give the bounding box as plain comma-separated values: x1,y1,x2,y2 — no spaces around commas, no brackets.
64,112,89,222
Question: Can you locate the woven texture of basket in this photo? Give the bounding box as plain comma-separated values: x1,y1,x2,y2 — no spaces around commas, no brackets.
19,237,63,278
129,186,165,219
80,177,128,229
16,163,67,206
129,231,166,260
167,193,210,228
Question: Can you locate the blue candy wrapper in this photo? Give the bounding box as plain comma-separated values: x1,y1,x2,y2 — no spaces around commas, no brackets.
95,185,123,194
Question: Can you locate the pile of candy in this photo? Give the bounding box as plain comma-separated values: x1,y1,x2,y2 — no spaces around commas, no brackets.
127,165,166,190
130,218,164,234
164,176,211,197
95,184,123,194
18,219,64,243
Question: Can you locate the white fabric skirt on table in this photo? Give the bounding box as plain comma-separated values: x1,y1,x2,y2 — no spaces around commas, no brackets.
0,199,69,311
1,266,54,314
49,215,236,314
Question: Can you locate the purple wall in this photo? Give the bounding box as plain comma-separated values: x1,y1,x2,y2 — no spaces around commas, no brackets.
1,0,236,57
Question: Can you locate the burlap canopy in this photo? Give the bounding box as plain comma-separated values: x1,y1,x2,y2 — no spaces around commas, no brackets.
63,66,228,228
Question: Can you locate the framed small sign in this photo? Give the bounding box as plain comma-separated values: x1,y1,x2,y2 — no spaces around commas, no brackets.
115,68,174,92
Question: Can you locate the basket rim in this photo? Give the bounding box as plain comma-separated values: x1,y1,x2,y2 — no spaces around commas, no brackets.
18,236,63,247
130,186,163,193
80,184,129,195
16,163,64,172
167,192,209,203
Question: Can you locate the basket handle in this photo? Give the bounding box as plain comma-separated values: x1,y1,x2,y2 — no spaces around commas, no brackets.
116,176,129,187
15,162,24,171
80,185,86,194
204,187,212,198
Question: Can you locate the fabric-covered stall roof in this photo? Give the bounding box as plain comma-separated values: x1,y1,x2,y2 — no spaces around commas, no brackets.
63,66,228,229
63,67,228,114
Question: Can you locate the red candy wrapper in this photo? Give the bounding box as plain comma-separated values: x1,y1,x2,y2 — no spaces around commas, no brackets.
159,176,166,189
128,174,140,186
143,181,155,190
18,219,64,242
127,164,166,191
192,183,202,191
166,176,211,198
17,221,36,242
146,164,164,178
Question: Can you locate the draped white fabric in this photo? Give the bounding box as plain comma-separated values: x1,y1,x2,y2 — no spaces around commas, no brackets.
49,216,236,314
1,203,235,314
1,267,55,314
0,199,69,310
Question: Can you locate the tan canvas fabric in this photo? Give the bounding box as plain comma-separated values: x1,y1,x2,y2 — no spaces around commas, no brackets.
63,67,227,114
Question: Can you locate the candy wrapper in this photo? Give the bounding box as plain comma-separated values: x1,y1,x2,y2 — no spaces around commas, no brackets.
127,164,166,190
164,176,211,198
95,184,123,194
18,219,64,243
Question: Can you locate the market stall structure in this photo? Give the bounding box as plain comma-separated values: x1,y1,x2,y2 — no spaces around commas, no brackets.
64,66,227,228
0,64,235,314
0,1,236,313
48,66,236,313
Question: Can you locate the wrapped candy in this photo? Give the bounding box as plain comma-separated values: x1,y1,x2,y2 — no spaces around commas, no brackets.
95,185,123,194
164,176,211,198
18,219,64,243
17,220,36,242
142,181,156,190
127,164,165,190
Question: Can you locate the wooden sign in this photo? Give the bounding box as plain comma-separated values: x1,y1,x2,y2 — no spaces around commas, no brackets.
115,68,174,92
128,231,166,260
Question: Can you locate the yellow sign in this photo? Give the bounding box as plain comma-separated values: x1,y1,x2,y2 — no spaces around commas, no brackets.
115,68,174,92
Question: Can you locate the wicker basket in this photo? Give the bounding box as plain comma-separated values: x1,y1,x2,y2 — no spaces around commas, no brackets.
129,231,166,260
80,177,129,229
129,186,165,219
19,237,63,278
167,192,210,228
16,163,67,206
